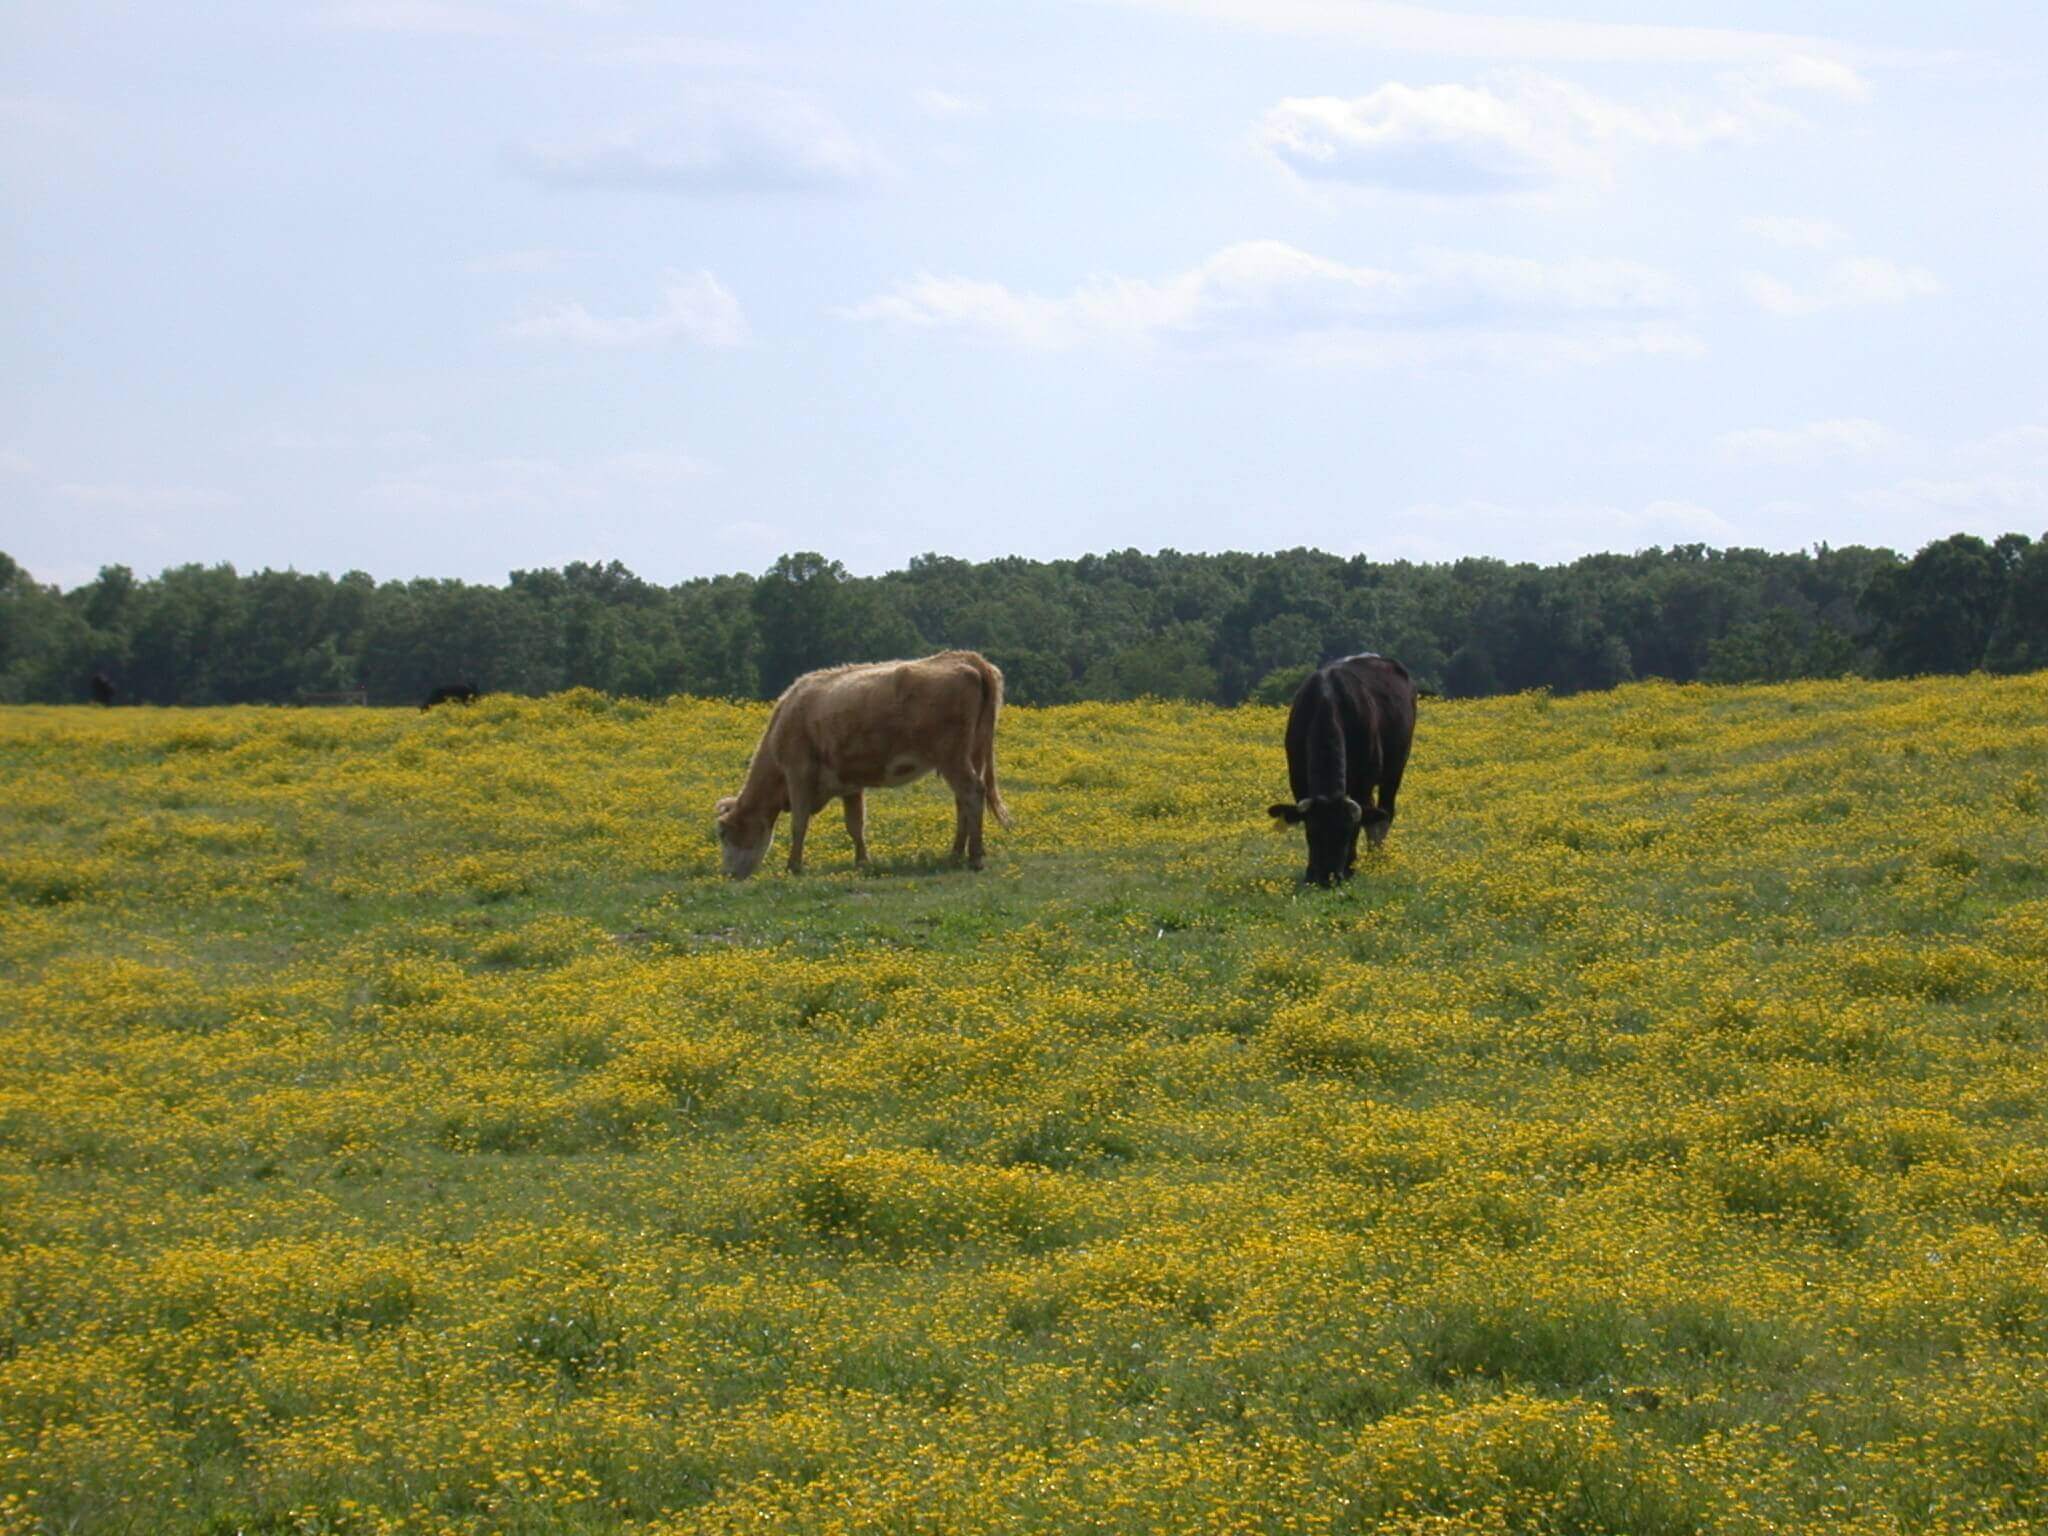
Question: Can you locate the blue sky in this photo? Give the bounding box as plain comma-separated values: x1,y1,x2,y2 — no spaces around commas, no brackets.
3,1,2045,587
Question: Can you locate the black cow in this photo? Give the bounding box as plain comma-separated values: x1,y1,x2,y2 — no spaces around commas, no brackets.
420,682,480,711
1267,654,1416,886
88,672,116,706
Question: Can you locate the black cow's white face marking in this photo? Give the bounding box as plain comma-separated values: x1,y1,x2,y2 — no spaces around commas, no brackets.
1269,794,1385,886
1300,795,1360,886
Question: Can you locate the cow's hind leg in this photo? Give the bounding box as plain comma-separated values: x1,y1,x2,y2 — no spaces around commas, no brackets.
943,767,987,870
1369,738,1409,849
1366,801,1393,848
843,792,868,867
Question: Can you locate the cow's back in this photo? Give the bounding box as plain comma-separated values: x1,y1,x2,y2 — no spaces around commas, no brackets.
1330,656,1415,793
772,653,987,785
1285,655,1415,802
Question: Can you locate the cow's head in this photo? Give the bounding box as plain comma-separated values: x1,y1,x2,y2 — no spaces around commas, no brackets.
1268,795,1390,886
714,795,775,879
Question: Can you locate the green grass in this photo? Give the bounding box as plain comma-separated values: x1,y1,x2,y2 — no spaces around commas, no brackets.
1,678,2046,1533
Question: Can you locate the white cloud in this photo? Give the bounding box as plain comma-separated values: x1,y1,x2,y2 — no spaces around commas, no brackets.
1719,418,1889,464
1257,71,1828,197
1334,324,1703,369
1388,496,1739,562
1753,53,1873,101
0,447,35,476
1093,0,1862,67
53,483,238,511
363,450,708,515
1623,498,1742,542
365,457,567,513
1970,419,2048,462
848,240,1699,366
1742,256,1942,316
1742,215,1845,250
510,271,748,348
601,450,709,484
914,88,986,119
510,87,887,194
1419,249,1693,311
1857,475,2045,516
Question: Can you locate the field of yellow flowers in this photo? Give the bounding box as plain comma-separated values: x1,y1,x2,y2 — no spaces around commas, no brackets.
2,674,2046,1535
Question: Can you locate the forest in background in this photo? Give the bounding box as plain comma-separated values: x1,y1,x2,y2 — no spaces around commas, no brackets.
1,530,2044,707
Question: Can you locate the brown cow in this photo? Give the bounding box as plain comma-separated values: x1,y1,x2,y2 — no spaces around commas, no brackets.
715,650,1012,878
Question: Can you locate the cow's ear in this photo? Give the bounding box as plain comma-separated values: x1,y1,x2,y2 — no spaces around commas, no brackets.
1343,797,1365,826
1268,802,1303,825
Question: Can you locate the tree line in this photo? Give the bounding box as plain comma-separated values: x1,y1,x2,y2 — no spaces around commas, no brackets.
2,531,2044,708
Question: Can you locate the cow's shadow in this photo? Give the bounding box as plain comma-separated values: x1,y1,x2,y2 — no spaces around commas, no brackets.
851,853,982,879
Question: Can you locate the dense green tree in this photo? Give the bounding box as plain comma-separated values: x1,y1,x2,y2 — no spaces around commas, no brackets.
122,564,248,703
987,648,1078,706
1860,533,2009,676
1984,532,2048,673
1706,609,1825,684
752,553,854,695
1082,624,1220,702
72,563,139,646
672,576,761,699
1443,643,1500,700
229,570,345,701
0,554,96,701
1248,665,1312,707
2,531,2038,707
833,583,925,672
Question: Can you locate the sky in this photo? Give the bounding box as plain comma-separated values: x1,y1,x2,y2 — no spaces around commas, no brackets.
3,1,2047,589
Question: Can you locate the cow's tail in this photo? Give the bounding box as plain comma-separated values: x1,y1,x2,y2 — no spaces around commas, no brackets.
971,654,1013,829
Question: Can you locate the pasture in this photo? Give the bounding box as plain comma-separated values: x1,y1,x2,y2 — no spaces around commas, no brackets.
2,676,2046,1535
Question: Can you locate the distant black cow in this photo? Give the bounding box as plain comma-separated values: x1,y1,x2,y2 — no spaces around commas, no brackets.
88,672,116,706
1267,654,1416,886
420,683,480,711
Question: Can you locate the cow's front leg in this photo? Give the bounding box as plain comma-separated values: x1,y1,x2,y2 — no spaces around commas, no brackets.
786,794,814,875
843,792,868,867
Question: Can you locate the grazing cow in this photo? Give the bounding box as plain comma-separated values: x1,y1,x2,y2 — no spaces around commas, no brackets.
1267,653,1416,886
88,672,116,706
716,651,1011,878
420,682,480,711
